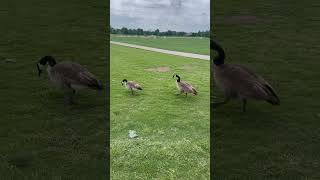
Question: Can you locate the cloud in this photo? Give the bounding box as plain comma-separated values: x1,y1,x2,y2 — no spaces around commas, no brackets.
111,0,210,32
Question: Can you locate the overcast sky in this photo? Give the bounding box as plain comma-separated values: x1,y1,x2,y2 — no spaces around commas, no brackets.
111,0,210,32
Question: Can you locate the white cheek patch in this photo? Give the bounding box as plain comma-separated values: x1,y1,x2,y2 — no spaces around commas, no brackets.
38,63,45,69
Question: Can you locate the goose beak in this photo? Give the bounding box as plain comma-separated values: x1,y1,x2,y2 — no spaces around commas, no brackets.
37,63,42,77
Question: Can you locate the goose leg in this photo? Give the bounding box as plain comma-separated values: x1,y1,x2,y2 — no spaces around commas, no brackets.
185,93,188,97
131,89,134,95
242,99,247,112
63,85,75,105
64,94,74,105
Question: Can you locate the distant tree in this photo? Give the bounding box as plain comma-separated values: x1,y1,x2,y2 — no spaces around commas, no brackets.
137,28,143,35
121,27,128,34
110,27,209,37
154,29,160,36
177,31,186,36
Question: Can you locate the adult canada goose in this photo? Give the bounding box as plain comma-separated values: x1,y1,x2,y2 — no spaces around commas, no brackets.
172,73,197,96
121,79,142,95
211,40,280,112
37,56,103,104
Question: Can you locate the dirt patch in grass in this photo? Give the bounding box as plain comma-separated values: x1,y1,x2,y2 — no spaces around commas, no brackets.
216,15,263,25
145,66,170,72
181,64,195,71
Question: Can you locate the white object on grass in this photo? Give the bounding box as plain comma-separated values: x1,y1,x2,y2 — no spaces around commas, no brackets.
128,130,138,139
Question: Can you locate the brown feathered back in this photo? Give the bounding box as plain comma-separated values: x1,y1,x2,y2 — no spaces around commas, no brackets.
213,64,279,104
176,81,197,95
126,81,142,90
48,62,103,90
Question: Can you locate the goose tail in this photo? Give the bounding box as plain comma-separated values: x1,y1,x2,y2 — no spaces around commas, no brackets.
89,82,104,91
264,85,280,105
267,95,280,105
193,88,198,95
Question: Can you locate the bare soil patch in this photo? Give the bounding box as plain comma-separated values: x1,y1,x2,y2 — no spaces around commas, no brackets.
181,64,195,71
145,66,170,72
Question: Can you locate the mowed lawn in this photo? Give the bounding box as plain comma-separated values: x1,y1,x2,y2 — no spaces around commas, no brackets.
110,44,210,179
0,0,107,179
111,35,209,55
212,0,320,179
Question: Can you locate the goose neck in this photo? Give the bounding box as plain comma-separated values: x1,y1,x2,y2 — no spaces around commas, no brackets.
211,40,225,66
176,75,180,82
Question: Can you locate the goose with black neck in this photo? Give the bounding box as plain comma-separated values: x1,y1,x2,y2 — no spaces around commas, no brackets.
173,73,197,96
37,56,103,105
211,40,280,112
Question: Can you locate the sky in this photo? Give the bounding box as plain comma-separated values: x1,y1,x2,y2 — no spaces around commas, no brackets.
110,0,210,33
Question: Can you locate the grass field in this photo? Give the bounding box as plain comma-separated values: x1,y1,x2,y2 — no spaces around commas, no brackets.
212,0,320,179
110,44,210,179
0,0,108,179
111,35,209,55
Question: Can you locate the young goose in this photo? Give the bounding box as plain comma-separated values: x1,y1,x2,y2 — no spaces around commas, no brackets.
172,73,197,96
121,79,142,95
211,40,280,112
37,56,103,104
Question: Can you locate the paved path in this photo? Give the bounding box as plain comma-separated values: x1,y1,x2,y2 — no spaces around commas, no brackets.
110,41,210,61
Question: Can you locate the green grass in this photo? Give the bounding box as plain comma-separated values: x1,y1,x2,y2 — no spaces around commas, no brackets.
212,0,320,179
110,44,210,179
111,35,209,55
0,0,108,179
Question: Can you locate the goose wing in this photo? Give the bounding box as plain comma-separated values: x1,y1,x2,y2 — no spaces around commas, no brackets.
179,81,197,94
54,62,102,89
128,81,142,90
220,64,279,103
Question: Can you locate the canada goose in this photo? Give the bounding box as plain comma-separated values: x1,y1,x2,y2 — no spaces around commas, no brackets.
172,73,197,96
37,56,103,104
211,40,280,112
121,79,142,95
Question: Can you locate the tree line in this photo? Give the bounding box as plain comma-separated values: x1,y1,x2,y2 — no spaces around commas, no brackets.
110,27,209,37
